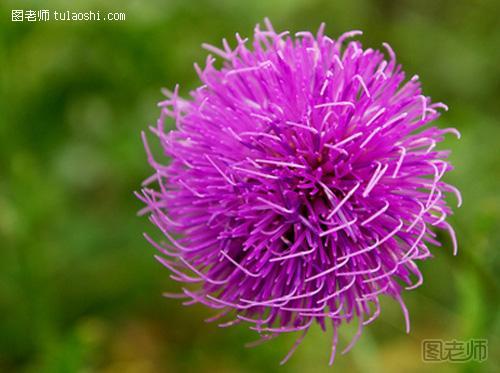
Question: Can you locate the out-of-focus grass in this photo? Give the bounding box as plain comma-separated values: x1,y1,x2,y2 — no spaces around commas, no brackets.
0,0,499,372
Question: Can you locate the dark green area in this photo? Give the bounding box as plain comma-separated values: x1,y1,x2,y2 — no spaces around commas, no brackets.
1,0,499,372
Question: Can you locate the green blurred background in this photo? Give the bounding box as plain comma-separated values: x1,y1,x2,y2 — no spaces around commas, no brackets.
1,0,499,372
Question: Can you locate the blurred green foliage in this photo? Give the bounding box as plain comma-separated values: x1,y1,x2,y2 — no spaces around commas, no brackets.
1,0,499,372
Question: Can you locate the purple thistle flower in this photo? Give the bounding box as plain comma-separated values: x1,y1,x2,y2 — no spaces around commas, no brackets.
137,19,461,364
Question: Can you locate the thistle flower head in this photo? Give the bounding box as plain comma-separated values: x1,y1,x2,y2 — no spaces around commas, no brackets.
138,19,461,364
